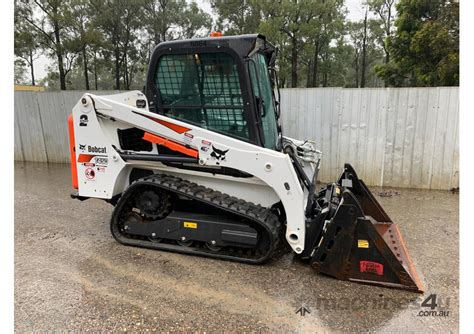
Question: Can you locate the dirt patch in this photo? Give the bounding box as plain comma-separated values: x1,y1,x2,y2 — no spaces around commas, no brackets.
15,162,459,333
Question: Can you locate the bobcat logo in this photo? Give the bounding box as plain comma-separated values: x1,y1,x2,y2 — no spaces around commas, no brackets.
210,145,229,165
79,144,86,151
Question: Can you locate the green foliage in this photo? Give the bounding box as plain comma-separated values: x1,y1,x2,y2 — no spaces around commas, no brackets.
15,0,83,89
252,0,350,87
14,59,28,85
212,0,382,88
211,0,260,35
366,0,396,64
14,0,458,90
142,0,211,43
180,1,212,39
14,0,210,90
14,0,41,85
375,0,459,86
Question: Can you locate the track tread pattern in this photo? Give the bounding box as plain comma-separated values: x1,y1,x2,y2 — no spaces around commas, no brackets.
111,173,283,264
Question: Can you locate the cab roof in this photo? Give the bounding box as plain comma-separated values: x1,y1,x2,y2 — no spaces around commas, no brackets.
152,34,276,62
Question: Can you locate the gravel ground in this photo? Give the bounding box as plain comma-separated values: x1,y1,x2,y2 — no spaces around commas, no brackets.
15,162,459,333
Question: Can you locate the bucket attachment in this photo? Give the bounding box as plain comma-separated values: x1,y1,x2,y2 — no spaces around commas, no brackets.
309,164,424,293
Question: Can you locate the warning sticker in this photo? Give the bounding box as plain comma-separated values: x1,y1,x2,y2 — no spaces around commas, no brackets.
358,239,369,248
85,168,95,180
183,132,193,144
183,222,197,229
341,178,353,187
360,261,384,276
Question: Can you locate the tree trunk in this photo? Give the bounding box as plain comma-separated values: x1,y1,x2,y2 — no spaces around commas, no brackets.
385,3,391,65
82,45,90,90
57,53,66,90
53,26,66,90
322,51,329,87
29,49,35,86
93,51,98,90
306,61,312,87
355,53,359,87
291,36,298,88
124,54,130,90
114,47,120,90
50,5,66,90
378,1,393,87
360,9,368,88
311,39,320,87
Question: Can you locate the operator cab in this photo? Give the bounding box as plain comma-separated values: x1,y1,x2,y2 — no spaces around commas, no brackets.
145,34,281,150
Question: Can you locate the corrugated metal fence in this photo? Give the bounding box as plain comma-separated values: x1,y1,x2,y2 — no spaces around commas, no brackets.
14,88,459,190
14,91,122,163
280,87,459,190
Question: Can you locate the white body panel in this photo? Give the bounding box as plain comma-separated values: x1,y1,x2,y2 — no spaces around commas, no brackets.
72,91,319,254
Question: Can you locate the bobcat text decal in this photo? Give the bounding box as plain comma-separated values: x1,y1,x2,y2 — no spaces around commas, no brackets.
78,144,106,154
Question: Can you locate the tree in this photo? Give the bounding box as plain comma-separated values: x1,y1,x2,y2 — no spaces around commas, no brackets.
143,0,210,45
360,8,368,88
14,59,28,85
143,0,181,44
326,37,354,87
14,1,41,85
20,0,453,90
367,0,395,65
69,0,102,90
259,0,327,88
18,0,80,90
211,0,261,35
349,20,363,87
90,0,143,90
306,0,346,87
257,0,351,88
375,0,459,86
179,2,212,39
348,14,384,88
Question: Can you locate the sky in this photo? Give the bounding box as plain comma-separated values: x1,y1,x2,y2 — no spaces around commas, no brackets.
31,0,369,82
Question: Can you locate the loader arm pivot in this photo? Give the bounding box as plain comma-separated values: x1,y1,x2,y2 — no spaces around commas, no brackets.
68,33,423,293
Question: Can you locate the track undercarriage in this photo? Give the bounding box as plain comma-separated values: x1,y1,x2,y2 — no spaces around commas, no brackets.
111,174,283,264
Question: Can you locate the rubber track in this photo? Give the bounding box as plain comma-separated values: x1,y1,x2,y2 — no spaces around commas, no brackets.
110,173,282,264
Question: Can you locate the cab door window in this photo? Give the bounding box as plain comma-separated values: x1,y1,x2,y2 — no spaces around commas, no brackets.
155,52,249,141
248,53,279,150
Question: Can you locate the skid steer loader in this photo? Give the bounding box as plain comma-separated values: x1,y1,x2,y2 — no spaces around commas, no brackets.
68,34,423,292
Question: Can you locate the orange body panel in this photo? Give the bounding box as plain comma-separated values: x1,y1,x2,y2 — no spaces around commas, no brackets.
143,132,198,158
77,154,95,163
67,114,78,189
138,112,191,134
156,119,191,134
